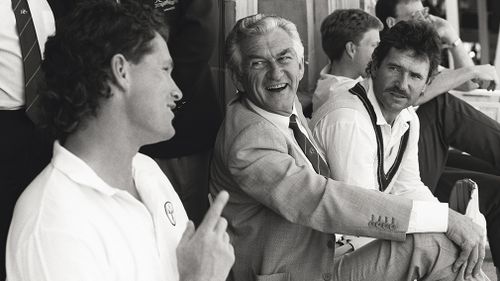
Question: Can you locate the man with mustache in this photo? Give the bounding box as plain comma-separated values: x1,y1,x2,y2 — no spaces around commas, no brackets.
375,1,500,277
311,19,488,278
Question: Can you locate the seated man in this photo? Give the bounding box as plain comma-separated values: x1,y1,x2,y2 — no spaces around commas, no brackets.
376,0,500,276
6,1,234,281
311,10,487,254
210,13,486,281
312,9,382,112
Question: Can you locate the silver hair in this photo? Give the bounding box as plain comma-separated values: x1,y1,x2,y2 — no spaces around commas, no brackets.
225,14,305,77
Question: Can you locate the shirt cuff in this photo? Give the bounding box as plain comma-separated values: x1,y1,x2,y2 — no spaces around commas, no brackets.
407,201,448,233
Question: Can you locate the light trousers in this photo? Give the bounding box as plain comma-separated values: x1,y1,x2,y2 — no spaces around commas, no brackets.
334,233,488,281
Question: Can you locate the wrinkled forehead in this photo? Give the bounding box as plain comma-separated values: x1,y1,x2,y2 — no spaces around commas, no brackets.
394,0,425,20
239,28,297,58
383,48,430,75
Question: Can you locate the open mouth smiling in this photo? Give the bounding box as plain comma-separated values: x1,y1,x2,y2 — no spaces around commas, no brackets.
266,83,288,92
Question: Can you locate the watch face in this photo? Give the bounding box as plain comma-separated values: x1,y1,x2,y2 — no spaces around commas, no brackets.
451,38,461,47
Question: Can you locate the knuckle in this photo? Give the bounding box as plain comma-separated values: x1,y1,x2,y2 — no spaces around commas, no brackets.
200,234,214,245
218,217,228,226
462,242,472,251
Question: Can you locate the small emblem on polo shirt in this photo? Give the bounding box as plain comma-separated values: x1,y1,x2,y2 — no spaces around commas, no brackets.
164,201,176,226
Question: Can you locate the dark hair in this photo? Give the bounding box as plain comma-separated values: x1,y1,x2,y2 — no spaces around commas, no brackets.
375,0,418,30
321,9,382,62
367,20,441,80
39,0,167,141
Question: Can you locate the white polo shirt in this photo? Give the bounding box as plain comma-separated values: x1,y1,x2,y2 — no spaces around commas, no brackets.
7,142,188,281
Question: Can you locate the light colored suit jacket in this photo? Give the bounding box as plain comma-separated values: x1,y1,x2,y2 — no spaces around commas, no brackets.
209,95,414,281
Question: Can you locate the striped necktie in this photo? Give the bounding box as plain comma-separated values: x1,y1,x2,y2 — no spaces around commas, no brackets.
289,114,330,177
12,0,42,123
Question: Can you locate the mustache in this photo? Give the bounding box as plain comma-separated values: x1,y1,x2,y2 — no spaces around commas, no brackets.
386,86,408,97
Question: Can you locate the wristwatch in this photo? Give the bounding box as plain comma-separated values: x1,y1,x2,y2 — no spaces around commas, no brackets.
449,38,462,49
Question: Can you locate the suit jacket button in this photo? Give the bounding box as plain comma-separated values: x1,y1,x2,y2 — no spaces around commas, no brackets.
323,272,332,280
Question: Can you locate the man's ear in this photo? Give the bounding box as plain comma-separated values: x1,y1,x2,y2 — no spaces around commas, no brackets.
345,41,356,60
110,54,129,92
231,71,245,92
422,75,434,95
420,83,427,96
369,61,378,78
297,57,305,81
386,17,396,29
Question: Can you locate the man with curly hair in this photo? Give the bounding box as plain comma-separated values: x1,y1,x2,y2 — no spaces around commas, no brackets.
375,1,500,277
6,1,234,280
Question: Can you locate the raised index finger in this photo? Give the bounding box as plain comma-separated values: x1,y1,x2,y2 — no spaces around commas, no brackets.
198,191,230,232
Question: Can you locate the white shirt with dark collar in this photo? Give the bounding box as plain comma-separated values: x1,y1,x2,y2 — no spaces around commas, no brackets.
311,78,448,244
7,141,188,281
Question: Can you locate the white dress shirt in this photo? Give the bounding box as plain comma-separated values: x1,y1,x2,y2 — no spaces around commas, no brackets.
7,142,188,281
311,76,448,242
0,0,55,109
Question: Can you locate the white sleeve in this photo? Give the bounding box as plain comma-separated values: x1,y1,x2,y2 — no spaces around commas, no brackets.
9,230,111,281
408,201,449,233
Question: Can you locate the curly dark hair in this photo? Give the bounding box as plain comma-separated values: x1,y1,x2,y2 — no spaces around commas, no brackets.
39,0,167,141
367,20,441,81
320,9,383,62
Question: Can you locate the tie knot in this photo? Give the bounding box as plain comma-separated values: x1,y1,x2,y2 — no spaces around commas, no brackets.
289,114,298,126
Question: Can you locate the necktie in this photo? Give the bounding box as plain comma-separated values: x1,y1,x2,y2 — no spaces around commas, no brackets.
12,0,42,123
289,114,330,177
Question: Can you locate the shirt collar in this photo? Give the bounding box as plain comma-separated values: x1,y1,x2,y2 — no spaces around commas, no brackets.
246,98,299,135
319,63,332,77
51,141,119,196
319,63,363,83
363,78,413,126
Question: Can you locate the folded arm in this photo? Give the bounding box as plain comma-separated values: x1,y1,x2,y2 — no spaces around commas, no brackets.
227,120,412,240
